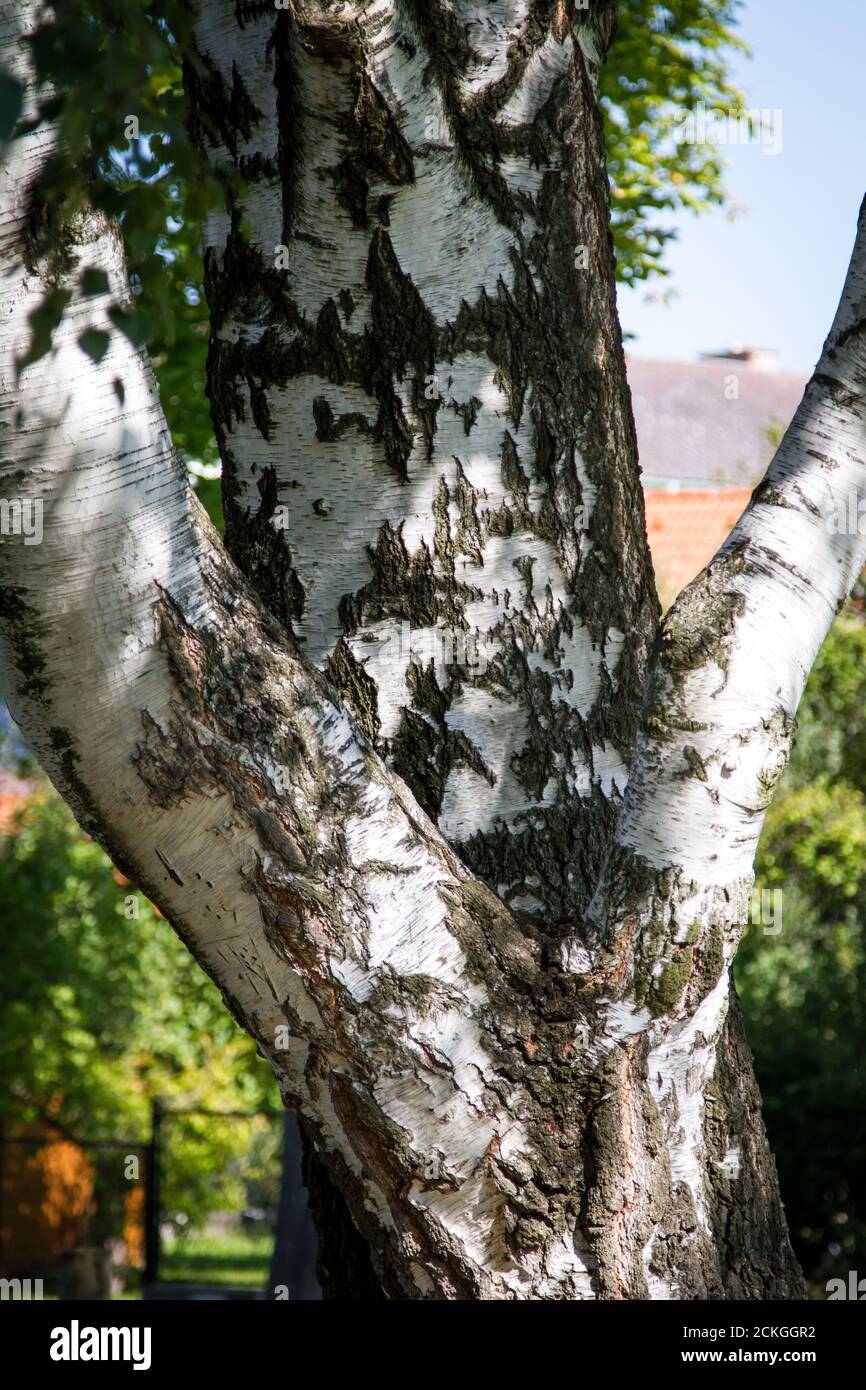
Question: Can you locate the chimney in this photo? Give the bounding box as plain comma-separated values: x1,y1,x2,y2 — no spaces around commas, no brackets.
699,344,780,372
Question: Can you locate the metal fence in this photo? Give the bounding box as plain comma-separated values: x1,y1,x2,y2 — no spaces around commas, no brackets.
0,1127,149,1297
0,1104,319,1300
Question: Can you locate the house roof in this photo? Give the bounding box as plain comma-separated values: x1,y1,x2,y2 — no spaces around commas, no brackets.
643,487,753,602
626,356,808,487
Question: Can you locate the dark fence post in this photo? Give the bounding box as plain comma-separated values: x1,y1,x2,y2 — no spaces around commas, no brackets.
268,1111,320,1300
144,1100,163,1286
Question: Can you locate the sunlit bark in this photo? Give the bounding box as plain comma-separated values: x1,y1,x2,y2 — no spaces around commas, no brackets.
5,0,865,1299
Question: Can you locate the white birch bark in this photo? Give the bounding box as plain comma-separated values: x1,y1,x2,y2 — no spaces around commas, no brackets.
191,0,654,929
0,0,597,1298
3,0,864,1299
559,196,866,1298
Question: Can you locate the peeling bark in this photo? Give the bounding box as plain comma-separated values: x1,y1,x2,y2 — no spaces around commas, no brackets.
188,0,659,1291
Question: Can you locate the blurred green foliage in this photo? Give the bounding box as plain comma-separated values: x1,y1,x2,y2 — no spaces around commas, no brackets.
737,611,866,1290
0,788,278,1229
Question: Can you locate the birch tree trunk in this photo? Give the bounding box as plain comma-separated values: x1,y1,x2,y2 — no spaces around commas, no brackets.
3,0,865,1299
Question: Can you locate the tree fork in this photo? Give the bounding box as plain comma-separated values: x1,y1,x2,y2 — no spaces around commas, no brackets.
4,0,866,1298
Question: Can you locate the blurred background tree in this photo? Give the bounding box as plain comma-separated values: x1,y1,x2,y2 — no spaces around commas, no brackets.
737,609,866,1293
0,788,279,1259
599,0,747,289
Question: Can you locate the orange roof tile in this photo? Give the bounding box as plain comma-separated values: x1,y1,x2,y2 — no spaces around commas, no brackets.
644,487,752,602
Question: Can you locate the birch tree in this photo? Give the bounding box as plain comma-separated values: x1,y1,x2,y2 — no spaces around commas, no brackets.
2,0,865,1300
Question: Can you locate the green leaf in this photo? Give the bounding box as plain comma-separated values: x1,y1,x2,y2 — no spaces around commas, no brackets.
78,328,111,364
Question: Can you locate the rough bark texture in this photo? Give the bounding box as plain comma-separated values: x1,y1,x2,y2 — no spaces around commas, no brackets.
195,0,657,926
4,0,865,1299
188,0,661,1295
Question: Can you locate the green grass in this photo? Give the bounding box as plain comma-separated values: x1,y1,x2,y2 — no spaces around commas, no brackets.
160,1227,273,1288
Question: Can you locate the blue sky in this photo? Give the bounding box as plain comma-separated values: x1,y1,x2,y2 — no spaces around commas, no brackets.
617,0,866,372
